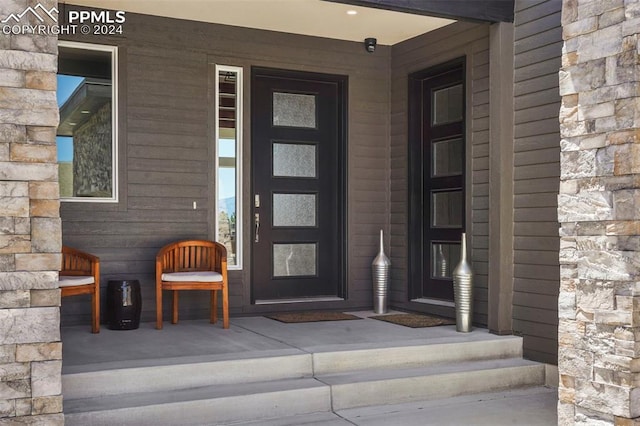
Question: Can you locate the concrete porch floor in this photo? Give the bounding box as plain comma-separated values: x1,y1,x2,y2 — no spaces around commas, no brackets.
61,311,558,425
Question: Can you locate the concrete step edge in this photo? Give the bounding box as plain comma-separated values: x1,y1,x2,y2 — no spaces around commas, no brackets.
63,353,313,400
64,378,331,426
313,337,524,374
327,363,547,410
317,357,543,384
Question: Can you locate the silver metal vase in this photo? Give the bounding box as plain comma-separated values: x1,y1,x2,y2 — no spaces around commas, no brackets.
372,229,390,314
453,232,473,332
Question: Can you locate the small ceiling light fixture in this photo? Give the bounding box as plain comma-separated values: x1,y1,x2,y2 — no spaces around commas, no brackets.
346,10,357,15
364,37,377,53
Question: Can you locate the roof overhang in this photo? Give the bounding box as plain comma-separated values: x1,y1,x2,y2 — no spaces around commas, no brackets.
326,0,514,23
58,79,111,136
62,0,506,46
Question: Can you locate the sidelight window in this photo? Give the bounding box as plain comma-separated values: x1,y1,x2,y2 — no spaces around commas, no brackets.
215,65,243,269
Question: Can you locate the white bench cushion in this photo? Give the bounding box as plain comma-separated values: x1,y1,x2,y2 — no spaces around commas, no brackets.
161,271,222,282
59,276,95,287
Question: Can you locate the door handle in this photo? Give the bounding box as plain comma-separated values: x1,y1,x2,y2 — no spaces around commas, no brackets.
254,213,260,243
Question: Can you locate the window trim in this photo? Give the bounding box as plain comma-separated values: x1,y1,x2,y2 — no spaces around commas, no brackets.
57,40,119,203
215,64,243,270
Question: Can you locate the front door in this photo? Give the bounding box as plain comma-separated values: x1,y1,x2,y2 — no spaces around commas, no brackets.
251,68,346,302
409,58,466,301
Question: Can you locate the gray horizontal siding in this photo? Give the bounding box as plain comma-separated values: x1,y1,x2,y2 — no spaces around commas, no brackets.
471,40,491,325
513,0,561,365
61,10,390,325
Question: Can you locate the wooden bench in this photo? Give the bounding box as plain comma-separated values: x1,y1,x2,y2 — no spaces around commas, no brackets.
59,246,100,333
156,240,229,329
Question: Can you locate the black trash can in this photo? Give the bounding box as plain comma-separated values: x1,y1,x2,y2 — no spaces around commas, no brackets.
107,280,142,330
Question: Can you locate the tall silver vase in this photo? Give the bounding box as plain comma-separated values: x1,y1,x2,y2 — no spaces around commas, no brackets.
372,229,390,314
453,233,473,332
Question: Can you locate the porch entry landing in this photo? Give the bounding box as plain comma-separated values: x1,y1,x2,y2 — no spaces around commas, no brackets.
61,313,554,425
63,311,493,371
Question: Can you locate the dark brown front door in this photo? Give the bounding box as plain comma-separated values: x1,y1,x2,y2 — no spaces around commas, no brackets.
409,58,466,301
251,68,346,302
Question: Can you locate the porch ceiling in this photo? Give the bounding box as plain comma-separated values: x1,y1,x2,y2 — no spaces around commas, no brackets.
61,0,457,45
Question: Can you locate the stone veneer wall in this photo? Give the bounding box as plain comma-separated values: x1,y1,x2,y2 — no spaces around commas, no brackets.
73,101,112,197
0,0,63,423
559,0,640,423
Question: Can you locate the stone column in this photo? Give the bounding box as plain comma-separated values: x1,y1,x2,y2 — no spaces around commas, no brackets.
559,0,640,424
0,0,63,423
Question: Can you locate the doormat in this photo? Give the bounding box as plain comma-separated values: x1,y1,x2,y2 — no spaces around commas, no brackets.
370,313,455,328
266,311,362,323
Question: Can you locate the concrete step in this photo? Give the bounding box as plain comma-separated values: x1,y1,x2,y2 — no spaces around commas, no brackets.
62,353,313,399
226,386,558,426
63,336,524,399
64,378,331,426
64,358,545,425
318,357,546,410
313,336,524,374
225,411,352,426
63,337,544,425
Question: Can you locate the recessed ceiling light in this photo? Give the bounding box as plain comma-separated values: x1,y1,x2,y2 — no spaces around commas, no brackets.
69,122,77,126
80,110,91,114
346,10,357,15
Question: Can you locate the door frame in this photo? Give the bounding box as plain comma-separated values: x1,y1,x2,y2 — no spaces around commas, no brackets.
249,66,348,304
408,57,467,301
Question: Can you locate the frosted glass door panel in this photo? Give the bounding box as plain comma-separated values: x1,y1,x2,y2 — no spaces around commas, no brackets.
431,243,461,279
273,143,316,177
432,190,463,227
273,193,316,227
432,138,463,177
273,92,316,128
273,243,317,277
432,84,463,125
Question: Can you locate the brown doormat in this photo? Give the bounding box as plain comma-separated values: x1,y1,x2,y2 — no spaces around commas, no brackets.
266,311,362,323
370,313,455,328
